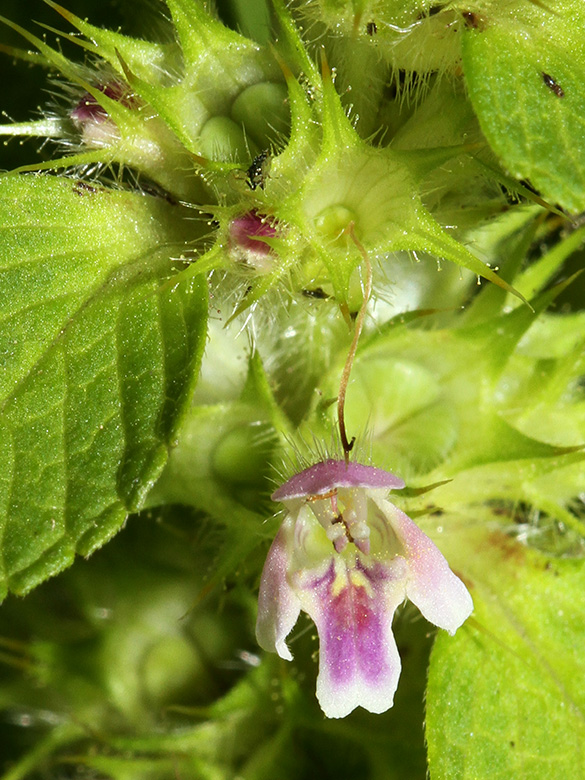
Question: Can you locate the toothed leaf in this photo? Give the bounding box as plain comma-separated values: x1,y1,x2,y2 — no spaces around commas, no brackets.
0,174,207,599
462,0,585,212
427,524,585,780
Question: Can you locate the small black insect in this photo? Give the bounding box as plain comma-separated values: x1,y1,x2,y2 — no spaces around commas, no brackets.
461,10,480,28
542,72,565,98
417,5,443,19
366,21,377,35
72,180,98,196
247,150,271,190
302,287,330,300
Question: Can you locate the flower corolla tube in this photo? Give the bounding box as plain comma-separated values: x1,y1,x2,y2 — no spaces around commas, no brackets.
256,459,473,718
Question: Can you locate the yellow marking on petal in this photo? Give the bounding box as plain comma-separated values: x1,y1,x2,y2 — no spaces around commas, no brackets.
331,558,350,598
329,559,375,599
349,568,374,598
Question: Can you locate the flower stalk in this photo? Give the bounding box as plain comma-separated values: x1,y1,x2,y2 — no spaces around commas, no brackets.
337,225,373,463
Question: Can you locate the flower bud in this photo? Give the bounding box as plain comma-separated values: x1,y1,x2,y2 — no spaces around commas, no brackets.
71,81,137,148
199,115,258,162
231,82,290,148
228,210,278,272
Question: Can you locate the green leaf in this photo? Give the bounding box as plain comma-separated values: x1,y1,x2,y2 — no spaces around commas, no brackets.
462,1,585,212
0,174,207,599
426,523,585,779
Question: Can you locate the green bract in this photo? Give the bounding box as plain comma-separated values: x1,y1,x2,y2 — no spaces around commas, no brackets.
0,0,583,777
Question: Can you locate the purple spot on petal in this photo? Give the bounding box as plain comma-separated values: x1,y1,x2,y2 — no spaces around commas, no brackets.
328,584,388,684
309,562,392,686
272,460,404,502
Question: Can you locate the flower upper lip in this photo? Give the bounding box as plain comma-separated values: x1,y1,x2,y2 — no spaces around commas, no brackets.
271,458,405,502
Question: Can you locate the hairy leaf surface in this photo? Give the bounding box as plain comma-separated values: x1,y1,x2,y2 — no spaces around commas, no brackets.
0,174,207,598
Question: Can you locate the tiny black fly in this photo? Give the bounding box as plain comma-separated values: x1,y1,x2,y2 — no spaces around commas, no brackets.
461,10,480,27
247,150,271,190
542,72,565,98
302,287,330,300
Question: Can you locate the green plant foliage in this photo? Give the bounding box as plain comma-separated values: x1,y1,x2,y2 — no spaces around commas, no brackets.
0,174,207,598
426,523,585,779
0,506,433,779
0,0,583,777
462,0,585,213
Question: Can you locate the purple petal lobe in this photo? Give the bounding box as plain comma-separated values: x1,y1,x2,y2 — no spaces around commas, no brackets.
272,460,404,502
256,519,301,660
296,558,405,718
376,499,473,634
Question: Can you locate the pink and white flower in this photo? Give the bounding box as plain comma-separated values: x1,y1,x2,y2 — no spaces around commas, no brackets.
256,459,473,718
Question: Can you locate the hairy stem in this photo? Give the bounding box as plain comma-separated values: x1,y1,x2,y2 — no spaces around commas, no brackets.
337,224,372,463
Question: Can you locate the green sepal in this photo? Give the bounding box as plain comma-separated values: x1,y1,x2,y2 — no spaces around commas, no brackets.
0,12,86,84
0,12,202,200
165,0,250,73
267,55,529,305
271,0,321,90
44,0,177,84
165,0,281,129
0,42,50,66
